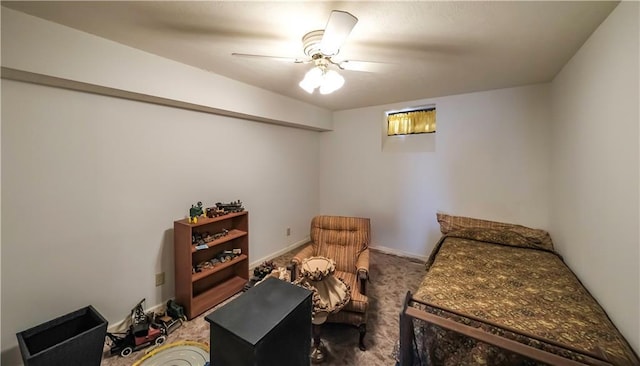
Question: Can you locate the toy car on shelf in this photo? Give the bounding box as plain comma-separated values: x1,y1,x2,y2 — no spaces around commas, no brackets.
105,299,167,357
206,206,226,218
215,200,244,213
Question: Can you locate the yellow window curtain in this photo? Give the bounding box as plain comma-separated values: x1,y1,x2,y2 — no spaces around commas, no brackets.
387,109,436,136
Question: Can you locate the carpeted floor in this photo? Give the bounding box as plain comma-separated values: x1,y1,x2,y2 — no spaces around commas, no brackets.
101,248,426,365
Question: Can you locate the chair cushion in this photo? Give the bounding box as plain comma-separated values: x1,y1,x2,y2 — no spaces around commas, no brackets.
311,216,370,273
334,270,368,314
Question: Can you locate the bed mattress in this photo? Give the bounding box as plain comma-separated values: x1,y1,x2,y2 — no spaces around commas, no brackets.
411,228,638,365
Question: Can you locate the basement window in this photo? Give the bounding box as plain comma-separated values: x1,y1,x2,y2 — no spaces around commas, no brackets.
386,107,436,136
382,104,436,153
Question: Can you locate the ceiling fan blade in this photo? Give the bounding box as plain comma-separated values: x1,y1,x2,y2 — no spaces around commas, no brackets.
336,59,392,73
231,53,308,64
320,10,358,56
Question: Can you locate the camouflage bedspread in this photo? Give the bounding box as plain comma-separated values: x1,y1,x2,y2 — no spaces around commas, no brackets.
410,229,639,366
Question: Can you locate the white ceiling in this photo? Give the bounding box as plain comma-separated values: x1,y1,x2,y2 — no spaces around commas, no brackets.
2,1,618,111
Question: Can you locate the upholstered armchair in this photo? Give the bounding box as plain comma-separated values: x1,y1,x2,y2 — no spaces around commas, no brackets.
290,215,370,351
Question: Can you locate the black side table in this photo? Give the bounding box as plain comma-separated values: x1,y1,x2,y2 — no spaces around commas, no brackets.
205,277,313,366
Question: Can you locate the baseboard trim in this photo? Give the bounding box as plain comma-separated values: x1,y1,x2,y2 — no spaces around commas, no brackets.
370,245,428,262
249,236,310,268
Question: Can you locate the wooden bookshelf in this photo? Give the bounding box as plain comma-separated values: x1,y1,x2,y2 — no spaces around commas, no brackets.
174,211,249,320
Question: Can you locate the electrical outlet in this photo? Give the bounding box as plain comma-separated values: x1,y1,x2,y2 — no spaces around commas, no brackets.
155,272,165,287
286,228,291,236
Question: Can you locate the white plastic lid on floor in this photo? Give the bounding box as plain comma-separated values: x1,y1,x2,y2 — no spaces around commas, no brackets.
133,341,209,366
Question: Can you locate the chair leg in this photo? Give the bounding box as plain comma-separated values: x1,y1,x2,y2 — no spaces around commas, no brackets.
358,324,366,351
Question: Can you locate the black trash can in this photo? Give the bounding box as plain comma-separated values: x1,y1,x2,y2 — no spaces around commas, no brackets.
16,305,108,366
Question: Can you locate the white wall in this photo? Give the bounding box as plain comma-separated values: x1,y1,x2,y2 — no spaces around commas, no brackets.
0,7,326,363
550,1,639,354
320,84,551,258
1,7,332,131
0,79,319,362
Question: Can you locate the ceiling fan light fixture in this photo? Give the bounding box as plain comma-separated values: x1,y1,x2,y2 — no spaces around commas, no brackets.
299,79,316,94
298,79,315,94
299,66,345,95
299,66,324,93
319,69,345,95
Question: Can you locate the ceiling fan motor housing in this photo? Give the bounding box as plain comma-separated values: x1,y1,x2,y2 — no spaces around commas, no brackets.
302,30,326,57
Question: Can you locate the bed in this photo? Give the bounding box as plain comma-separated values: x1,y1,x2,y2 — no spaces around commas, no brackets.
397,214,639,366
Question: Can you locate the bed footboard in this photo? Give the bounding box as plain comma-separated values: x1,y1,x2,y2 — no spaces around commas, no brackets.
398,292,617,366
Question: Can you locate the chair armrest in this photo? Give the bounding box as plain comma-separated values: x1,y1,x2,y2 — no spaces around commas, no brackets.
356,248,370,275
289,243,315,281
292,243,315,264
356,248,370,295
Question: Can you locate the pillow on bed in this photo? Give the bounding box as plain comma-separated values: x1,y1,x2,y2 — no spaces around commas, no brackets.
446,227,554,252
436,213,554,252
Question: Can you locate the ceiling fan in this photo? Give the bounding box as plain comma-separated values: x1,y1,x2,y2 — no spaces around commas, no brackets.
232,10,370,94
